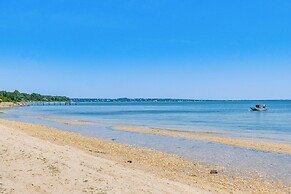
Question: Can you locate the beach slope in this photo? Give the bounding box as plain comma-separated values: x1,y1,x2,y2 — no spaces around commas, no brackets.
0,123,207,194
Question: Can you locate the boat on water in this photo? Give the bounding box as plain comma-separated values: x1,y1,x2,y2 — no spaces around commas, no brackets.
250,104,267,111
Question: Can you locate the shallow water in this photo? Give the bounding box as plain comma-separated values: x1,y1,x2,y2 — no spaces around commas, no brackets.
1,101,291,183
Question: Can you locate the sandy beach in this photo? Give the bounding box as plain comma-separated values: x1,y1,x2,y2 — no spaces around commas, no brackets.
0,118,290,193
0,103,18,109
30,116,291,154
0,102,27,111
2,0,291,192
113,125,291,154
0,121,205,194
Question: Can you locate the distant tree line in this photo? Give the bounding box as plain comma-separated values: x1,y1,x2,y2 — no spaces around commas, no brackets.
0,90,70,102
71,98,204,102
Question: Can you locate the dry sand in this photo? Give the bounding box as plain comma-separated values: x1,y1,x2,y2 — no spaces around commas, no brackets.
0,119,290,193
0,121,207,194
0,102,26,109
0,102,18,108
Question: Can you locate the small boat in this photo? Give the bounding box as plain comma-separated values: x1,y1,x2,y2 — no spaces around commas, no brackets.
250,104,267,111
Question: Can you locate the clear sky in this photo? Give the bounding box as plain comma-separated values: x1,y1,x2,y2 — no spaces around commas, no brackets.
0,0,291,99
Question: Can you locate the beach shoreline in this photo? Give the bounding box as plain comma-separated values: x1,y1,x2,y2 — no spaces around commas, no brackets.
26,116,291,154
0,118,290,193
0,120,207,194
0,102,19,108
0,102,27,109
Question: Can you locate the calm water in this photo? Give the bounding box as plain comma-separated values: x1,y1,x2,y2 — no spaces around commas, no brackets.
4,100,291,142
1,101,291,183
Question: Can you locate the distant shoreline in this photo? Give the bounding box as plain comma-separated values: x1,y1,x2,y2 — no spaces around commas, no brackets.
0,102,26,108
70,98,291,102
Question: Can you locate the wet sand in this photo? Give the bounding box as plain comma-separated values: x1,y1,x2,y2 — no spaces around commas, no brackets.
113,125,291,154
35,117,291,154
0,118,290,193
28,116,93,125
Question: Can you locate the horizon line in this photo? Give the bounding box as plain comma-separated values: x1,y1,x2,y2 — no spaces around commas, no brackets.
70,98,291,101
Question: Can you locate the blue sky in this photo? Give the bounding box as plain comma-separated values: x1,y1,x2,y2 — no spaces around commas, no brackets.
0,0,291,99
